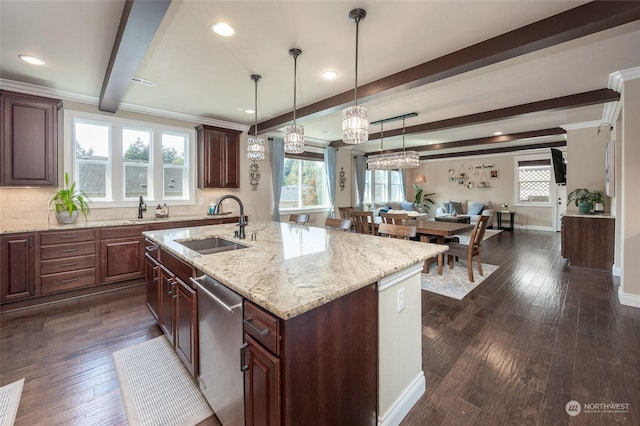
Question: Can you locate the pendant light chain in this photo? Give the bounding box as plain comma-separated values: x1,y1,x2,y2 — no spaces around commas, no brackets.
354,15,360,106
284,48,304,154
247,74,265,161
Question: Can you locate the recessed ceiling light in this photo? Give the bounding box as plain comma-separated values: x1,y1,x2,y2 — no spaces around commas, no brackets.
321,70,338,80
211,23,234,37
493,131,503,136
18,54,45,65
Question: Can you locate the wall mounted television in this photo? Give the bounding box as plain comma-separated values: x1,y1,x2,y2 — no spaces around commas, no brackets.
550,148,566,185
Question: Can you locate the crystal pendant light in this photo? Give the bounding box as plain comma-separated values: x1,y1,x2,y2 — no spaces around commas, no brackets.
366,122,389,170
391,117,420,169
342,8,368,145
247,74,265,161
284,48,304,154
367,114,420,170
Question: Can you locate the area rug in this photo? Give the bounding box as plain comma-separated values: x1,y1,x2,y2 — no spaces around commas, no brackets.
0,378,24,426
452,228,502,245
113,336,213,426
421,261,499,300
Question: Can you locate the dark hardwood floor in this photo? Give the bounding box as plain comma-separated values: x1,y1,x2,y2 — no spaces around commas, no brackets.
1,230,638,425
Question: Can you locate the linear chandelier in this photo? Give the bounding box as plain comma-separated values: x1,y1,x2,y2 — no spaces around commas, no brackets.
284,48,304,154
247,74,265,161
367,113,420,170
342,8,368,145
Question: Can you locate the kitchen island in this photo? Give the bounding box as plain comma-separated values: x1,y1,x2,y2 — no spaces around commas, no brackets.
144,220,448,426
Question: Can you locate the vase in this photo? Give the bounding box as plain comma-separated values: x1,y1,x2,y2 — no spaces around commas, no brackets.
578,201,592,214
56,210,79,224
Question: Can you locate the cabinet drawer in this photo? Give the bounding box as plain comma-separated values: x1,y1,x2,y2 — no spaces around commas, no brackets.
244,301,280,355
160,248,195,285
40,229,95,245
100,225,145,240
41,254,96,275
41,268,96,294
41,241,96,260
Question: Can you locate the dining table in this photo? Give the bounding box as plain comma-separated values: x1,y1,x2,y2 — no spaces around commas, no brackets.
372,216,474,243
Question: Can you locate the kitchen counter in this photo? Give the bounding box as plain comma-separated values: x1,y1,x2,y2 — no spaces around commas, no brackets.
0,213,233,235
562,212,614,219
144,220,447,319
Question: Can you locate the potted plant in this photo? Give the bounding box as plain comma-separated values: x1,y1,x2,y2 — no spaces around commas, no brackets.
49,172,90,224
568,188,595,214
413,183,436,213
590,190,605,212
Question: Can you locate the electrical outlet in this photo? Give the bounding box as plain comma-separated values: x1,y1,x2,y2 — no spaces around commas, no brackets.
397,287,405,312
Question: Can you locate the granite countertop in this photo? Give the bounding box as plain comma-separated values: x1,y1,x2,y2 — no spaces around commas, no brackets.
562,213,614,219
144,220,448,320
0,213,235,235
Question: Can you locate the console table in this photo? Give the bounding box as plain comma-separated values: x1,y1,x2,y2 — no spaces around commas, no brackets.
496,211,516,231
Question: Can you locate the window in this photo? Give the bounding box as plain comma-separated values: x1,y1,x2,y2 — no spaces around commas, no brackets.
517,159,551,203
70,111,193,206
280,156,328,209
363,169,403,203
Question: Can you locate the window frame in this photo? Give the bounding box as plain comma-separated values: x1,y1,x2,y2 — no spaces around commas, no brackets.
279,152,330,214
64,110,196,208
363,169,403,204
513,154,553,207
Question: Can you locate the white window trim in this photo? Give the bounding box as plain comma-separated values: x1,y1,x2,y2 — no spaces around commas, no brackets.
364,169,403,203
513,153,553,207
63,109,196,208
278,157,330,212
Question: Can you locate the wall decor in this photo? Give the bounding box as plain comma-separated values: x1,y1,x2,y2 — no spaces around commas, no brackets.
448,168,455,176
478,170,491,188
483,163,494,168
466,181,474,189
339,167,346,191
473,170,479,177
490,169,499,179
458,179,465,185
448,176,456,183
249,161,261,191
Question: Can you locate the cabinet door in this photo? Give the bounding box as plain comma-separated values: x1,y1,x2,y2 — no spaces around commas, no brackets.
244,335,281,426
175,278,198,377
1,233,36,302
1,91,60,186
145,252,160,320
100,236,144,283
222,130,239,188
158,266,175,345
196,125,241,189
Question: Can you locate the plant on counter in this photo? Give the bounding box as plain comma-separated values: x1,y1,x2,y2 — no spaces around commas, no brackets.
49,172,90,224
413,183,436,212
568,188,604,214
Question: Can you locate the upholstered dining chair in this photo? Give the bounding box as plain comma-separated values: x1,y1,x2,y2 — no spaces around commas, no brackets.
289,214,310,225
325,218,352,231
338,206,353,219
380,212,409,226
377,223,416,239
444,215,489,282
350,211,374,235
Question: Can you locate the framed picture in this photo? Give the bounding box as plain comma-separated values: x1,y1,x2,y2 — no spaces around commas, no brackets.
448,168,455,176
490,169,499,179
448,176,456,182
458,179,465,185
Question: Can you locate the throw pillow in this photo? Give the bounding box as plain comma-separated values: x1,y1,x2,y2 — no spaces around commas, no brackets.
449,201,463,214
468,202,485,215
400,201,415,211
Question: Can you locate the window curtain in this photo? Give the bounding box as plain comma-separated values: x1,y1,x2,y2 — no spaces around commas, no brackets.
270,137,285,221
354,154,366,210
399,169,407,201
324,147,337,218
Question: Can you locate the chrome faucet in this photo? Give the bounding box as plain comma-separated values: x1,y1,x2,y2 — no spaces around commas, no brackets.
138,196,146,219
213,195,246,239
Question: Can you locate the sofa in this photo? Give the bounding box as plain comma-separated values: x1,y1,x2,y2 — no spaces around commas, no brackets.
435,200,495,227
370,201,426,218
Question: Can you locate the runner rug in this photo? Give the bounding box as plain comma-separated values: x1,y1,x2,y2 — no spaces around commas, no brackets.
113,336,213,426
0,378,24,426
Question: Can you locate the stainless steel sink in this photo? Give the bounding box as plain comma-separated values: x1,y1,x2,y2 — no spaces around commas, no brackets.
176,237,248,254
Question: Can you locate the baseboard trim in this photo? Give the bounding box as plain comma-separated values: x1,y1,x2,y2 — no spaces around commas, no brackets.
378,372,425,426
612,265,622,277
515,224,555,232
618,287,640,309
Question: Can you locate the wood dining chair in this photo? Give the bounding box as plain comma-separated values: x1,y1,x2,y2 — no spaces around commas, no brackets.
350,211,375,235
325,217,352,231
444,215,489,282
377,223,416,239
380,212,409,226
289,214,310,225
338,206,353,219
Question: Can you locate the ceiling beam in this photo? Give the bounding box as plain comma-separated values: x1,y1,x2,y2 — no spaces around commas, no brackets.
252,1,640,134
418,140,566,160
364,128,566,156
331,88,618,147
99,0,171,113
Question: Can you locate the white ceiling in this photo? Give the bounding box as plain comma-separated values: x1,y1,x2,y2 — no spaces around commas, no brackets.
2,1,639,155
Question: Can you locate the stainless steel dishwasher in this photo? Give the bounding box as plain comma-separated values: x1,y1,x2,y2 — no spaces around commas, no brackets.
191,274,244,426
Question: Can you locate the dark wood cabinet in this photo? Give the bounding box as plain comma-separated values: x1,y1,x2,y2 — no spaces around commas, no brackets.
196,124,241,188
244,334,281,426
561,215,615,271
145,251,160,321
158,264,176,344
175,278,198,377
99,226,145,284
1,233,36,302
1,90,61,186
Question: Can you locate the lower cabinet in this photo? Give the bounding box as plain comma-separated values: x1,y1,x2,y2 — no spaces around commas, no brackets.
144,251,160,320
158,264,176,344
561,215,615,270
243,334,281,426
0,233,36,302
100,226,145,284
40,229,97,295
175,278,197,376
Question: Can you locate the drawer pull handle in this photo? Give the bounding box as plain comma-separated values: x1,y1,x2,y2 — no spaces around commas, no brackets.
60,262,78,267
145,245,158,251
60,248,78,253
243,317,269,336
61,278,78,284
240,342,249,372
59,235,79,239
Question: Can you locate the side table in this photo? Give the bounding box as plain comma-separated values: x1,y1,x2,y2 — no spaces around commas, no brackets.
497,211,516,231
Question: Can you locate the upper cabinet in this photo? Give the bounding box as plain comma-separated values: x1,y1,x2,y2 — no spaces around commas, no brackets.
196,124,241,188
0,90,62,186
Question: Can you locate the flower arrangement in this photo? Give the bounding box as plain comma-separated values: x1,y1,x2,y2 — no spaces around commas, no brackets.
502,203,510,211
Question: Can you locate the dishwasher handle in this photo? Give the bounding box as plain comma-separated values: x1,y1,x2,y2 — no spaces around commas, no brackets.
191,275,242,314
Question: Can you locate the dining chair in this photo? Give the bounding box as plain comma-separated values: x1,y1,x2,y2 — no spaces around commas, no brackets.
338,206,353,219
444,215,489,282
377,223,416,239
289,214,310,225
325,217,352,231
380,212,409,226
350,211,374,235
